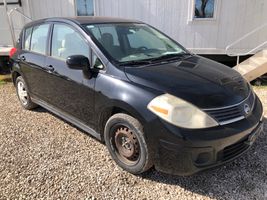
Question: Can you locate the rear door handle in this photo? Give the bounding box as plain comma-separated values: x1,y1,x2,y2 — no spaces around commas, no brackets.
46,65,55,72
20,56,26,61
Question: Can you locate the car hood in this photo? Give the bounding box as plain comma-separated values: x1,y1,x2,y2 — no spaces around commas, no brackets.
124,55,250,108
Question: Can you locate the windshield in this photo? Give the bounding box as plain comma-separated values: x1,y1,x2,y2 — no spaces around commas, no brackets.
84,23,188,64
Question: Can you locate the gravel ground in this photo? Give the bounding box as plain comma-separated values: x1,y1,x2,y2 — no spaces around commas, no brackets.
0,83,266,200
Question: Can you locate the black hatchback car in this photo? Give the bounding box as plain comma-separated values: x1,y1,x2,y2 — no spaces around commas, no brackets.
10,17,263,176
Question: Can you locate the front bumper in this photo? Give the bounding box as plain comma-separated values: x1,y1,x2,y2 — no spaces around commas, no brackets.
144,95,263,176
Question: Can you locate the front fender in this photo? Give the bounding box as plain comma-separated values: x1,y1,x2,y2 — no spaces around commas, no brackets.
94,73,162,128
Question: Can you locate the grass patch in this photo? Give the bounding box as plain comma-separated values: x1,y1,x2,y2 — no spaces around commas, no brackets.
253,85,267,90
0,74,12,85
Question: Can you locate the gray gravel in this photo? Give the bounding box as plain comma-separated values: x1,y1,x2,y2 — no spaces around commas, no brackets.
0,83,266,200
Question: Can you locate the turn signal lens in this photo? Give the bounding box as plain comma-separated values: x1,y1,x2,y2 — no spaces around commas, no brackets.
150,105,169,115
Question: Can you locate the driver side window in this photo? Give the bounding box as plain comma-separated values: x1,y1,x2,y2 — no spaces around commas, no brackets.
51,24,89,60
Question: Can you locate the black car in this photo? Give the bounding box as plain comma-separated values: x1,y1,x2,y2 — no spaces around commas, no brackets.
10,17,263,176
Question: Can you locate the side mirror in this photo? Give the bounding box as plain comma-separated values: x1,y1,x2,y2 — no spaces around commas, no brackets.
66,55,90,70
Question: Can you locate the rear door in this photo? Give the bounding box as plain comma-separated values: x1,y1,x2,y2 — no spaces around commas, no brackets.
19,23,51,97
44,23,96,127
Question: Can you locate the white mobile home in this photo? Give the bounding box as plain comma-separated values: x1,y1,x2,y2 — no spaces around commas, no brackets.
96,0,267,56
1,0,267,54
1,0,267,79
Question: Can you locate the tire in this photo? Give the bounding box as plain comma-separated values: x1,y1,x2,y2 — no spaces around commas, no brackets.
104,113,153,174
15,76,37,110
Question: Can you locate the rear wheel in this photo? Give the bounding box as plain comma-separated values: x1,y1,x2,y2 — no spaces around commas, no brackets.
15,76,37,110
104,113,153,174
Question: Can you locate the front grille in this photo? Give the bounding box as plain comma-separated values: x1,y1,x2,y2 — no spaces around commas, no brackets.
205,106,243,123
204,91,255,125
221,137,249,161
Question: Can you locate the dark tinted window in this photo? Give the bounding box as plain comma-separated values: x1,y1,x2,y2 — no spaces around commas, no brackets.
30,24,50,54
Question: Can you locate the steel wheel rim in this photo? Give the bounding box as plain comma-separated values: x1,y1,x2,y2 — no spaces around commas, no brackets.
112,125,140,165
17,81,28,105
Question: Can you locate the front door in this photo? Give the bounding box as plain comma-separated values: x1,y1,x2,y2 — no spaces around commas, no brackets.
44,23,96,128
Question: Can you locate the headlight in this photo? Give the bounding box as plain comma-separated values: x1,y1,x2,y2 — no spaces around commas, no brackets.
147,94,218,129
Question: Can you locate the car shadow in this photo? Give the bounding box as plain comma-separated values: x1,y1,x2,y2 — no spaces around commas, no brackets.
140,118,267,200
32,106,47,113
31,106,104,142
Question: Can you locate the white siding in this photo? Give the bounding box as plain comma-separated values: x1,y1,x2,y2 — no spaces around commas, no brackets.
28,0,75,19
1,0,267,54
95,0,267,54
0,0,75,46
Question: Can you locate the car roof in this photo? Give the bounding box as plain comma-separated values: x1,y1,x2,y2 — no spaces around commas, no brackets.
24,16,142,28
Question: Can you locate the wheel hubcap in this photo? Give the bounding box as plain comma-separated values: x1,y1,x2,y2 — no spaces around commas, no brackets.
17,81,28,105
114,126,140,164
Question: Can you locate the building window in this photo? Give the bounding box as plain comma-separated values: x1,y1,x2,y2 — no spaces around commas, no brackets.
76,0,94,16
194,0,215,19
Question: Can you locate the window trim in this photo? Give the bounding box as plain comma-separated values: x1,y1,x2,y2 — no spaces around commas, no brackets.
187,0,219,23
74,0,95,16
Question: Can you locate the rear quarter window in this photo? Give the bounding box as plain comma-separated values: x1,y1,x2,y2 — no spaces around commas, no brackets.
23,27,32,50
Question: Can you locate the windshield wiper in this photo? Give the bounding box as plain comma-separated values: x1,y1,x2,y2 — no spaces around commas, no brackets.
150,53,192,62
118,53,192,66
118,60,152,66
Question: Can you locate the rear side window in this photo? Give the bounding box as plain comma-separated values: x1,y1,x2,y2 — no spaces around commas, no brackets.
51,24,89,60
30,24,50,54
24,27,32,50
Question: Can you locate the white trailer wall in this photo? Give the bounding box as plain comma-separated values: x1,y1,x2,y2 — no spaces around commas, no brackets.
28,0,75,19
0,0,31,45
94,0,267,54
1,0,267,54
0,0,75,46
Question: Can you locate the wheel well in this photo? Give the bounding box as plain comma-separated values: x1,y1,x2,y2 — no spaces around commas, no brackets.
111,107,131,116
12,71,21,84
98,107,132,141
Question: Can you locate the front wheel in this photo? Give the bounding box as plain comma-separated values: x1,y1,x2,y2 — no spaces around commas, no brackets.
15,76,37,110
104,113,153,174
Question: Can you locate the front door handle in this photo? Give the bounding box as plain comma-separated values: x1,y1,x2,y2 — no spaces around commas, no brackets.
46,65,55,72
